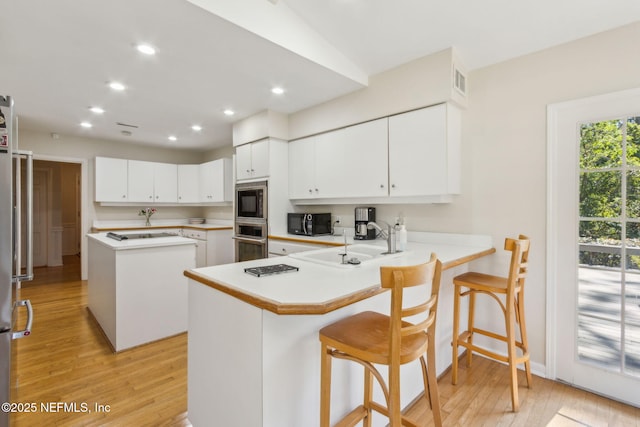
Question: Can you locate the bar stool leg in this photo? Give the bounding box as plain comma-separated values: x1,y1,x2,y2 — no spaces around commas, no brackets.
467,290,476,367
516,293,532,388
506,300,520,412
320,345,332,427
452,284,461,385
363,368,373,427
426,333,443,427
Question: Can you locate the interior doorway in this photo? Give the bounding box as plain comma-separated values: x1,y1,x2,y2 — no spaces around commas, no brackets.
22,159,82,284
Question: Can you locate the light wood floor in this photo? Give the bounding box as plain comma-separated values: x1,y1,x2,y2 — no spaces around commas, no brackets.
9,258,640,426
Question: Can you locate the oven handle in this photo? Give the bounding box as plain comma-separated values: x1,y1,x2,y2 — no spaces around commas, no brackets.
232,236,267,244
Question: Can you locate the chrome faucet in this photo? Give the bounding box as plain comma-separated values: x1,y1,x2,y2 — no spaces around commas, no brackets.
367,221,399,254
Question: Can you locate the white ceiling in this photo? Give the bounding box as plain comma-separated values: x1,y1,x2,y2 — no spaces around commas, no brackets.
2,0,639,152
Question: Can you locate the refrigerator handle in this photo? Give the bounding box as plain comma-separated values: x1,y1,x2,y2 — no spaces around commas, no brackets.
11,299,33,339
12,150,33,283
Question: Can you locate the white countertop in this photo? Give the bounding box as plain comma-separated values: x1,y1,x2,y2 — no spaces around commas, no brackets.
187,232,494,313
88,232,197,250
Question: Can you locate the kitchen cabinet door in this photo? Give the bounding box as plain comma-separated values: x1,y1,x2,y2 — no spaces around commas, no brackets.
249,139,269,178
199,158,232,202
315,119,388,198
288,136,316,199
235,144,253,181
236,139,270,181
206,229,233,265
153,162,178,203
177,164,200,203
128,160,155,203
95,157,128,202
388,104,459,197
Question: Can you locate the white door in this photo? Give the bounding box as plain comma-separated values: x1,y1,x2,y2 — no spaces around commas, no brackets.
549,88,640,406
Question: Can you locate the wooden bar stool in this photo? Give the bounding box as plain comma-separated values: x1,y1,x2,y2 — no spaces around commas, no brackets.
451,235,531,412
319,254,443,427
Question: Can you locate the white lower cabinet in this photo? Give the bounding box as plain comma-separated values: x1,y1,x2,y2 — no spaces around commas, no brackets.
268,240,333,257
182,229,207,267
183,228,233,267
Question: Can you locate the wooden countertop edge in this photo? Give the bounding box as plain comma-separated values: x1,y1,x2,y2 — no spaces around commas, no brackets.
441,247,496,270
93,225,232,232
183,269,386,315
268,235,345,247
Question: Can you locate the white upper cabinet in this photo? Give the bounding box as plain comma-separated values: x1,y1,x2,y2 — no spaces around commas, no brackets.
95,157,128,202
325,118,387,198
236,139,269,181
388,103,460,197
177,164,200,203
153,162,178,203
288,119,388,200
95,157,231,205
199,158,232,203
288,136,316,199
288,103,461,204
128,160,177,203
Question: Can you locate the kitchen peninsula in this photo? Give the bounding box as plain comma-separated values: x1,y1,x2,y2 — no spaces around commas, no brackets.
184,232,495,427
87,232,196,352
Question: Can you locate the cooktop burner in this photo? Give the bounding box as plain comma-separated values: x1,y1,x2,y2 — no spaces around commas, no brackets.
106,232,178,241
244,264,299,277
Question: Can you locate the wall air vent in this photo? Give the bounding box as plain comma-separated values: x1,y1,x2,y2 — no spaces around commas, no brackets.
453,67,467,96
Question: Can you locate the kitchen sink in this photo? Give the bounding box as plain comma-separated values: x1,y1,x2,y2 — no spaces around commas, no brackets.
288,244,404,268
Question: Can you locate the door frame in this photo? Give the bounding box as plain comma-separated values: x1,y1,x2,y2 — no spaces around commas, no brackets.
547,87,640,396
33,154,89,280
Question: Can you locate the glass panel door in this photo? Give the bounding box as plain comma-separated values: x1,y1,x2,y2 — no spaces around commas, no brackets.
578,116,640,377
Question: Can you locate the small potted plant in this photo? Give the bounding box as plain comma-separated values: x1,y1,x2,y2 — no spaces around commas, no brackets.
138,207,157,226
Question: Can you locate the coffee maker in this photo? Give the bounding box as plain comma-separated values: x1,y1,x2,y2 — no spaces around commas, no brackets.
354,207,376,240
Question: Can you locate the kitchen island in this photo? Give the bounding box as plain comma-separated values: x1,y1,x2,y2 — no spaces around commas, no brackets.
87,232,196,351
184,232,494,427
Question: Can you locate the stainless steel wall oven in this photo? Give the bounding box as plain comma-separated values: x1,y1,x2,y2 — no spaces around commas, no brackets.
234,180,268,262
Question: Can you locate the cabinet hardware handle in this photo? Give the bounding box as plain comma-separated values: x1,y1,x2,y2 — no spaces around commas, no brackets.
308,189,312,193
315,188,318,192
149,195,153,199
122,195,126,198
392,184,396,188
380,184,384,188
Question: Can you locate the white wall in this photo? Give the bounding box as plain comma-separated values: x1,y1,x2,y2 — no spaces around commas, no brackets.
286,22,640,370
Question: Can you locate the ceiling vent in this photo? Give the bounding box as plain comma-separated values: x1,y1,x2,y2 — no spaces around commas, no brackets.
453,67,467,97
116,122,139,128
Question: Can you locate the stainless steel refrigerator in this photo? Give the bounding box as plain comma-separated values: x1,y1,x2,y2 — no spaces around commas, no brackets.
0,96,34,427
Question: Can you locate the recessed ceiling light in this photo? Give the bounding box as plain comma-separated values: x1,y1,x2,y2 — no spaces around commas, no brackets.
191,125,202,132
89,106,105,114
80,122,92,128
168,135,177,141
109,82,126,91
271,87,285,95
136,44,156,55
223,109,235,116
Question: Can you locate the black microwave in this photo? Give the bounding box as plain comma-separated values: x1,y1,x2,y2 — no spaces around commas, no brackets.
287,213,332,236
236,181,267,221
